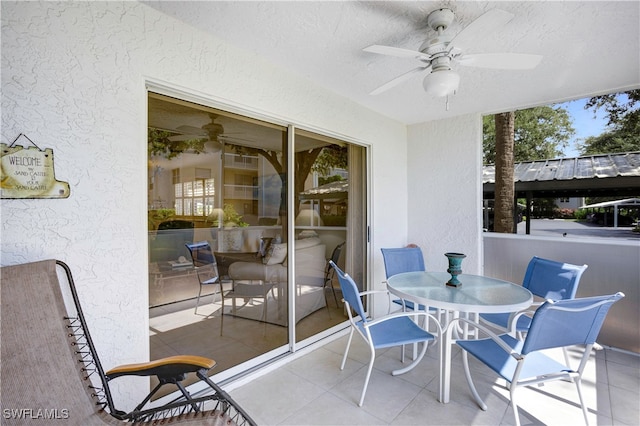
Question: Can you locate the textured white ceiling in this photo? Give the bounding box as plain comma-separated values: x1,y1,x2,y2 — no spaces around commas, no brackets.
144,1,640,125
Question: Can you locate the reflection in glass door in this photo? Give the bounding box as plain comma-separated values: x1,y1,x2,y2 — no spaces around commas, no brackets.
293,130,367,343
147,92,367,383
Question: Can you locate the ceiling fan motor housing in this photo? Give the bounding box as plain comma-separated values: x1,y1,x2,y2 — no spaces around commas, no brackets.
427,8,455,31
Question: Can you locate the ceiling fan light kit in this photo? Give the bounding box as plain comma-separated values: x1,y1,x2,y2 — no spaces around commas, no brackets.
204,140,223,153
364,8,543,99
423,69,460,97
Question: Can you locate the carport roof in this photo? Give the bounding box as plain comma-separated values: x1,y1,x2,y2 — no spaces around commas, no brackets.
299,180,348,201
579,198,640,209
483,151,640,198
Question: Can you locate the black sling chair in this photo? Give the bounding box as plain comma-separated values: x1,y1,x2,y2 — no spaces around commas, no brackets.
0,259,255,425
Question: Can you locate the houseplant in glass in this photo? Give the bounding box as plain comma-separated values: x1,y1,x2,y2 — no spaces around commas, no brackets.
212,204,248,252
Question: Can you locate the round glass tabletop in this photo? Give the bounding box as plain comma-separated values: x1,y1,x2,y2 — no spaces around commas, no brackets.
387,271,532,313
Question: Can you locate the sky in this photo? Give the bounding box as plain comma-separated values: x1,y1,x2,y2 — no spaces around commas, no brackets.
556,97,609,158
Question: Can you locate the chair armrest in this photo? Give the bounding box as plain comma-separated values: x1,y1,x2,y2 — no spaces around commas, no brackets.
359,289,394,314
506,300,544,334
507,309,537,333
448,317,523,360
105,355,216,380
358,289,388,297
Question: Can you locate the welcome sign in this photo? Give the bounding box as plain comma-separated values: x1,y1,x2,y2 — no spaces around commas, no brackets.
1,134,70,199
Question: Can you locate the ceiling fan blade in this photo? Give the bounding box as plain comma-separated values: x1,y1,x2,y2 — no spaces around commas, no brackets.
449,9,514,51
175,125,206,134
369,65,431,95
457,53,543,69
167,134,207,142
363,45,431,61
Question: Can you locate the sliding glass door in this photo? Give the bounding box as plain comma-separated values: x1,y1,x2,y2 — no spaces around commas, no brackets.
147,92,367,379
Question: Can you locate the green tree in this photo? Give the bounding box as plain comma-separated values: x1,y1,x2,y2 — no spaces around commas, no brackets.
580,90,640,155
483,106,575,164
493,112,515,233
148,129,207,159
230,144,348,218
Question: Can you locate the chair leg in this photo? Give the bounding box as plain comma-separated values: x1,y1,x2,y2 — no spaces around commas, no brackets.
330,280,339,307
358,346,376,407
574,375,590,425
461,350,487,410
340,328,355,370
510,385,521,426
262,287,268,336
219,293,225,336
392,337,429,376
323,281,332,318
194,285,204,315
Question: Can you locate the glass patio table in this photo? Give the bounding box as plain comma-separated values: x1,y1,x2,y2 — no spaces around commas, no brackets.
386,271,533,404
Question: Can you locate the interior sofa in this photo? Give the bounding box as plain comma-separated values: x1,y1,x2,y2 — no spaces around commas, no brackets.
227,236,327,324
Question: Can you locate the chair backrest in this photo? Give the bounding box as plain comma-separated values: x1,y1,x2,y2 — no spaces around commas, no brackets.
329,260,367,322
325,242,345,275
1,260,251,425
1,260,121,424
186,241,216,267
381,247,425,279
331,242,345,264
523,256,587,300
522,292,624,355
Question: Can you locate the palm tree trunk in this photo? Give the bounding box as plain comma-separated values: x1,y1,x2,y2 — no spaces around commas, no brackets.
494,112,515,233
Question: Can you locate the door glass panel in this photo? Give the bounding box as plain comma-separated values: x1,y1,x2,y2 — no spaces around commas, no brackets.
147,92,368,383
293,130,367,342
148,93,288,382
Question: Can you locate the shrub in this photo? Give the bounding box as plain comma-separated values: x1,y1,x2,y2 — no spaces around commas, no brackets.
574,209,588,220
554,208,575,219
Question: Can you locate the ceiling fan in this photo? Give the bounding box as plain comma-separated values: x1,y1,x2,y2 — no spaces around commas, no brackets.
167,114,225,152
364,8,543,97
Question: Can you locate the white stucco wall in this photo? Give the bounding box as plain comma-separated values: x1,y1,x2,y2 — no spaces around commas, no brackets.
1,1,412,406
406,114,484,275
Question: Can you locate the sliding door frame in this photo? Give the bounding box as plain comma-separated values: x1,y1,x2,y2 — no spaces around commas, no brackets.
146,77,371,372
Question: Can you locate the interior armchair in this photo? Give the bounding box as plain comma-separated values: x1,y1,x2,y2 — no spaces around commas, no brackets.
227,236,328,324
0,259,255,425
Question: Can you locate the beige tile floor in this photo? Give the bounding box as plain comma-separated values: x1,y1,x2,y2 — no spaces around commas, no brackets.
228,335,640,425
151,299,639,425
149,293,346,396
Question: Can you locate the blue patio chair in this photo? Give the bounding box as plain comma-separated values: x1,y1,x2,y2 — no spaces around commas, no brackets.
480,256,588,338
453,292,624,426
185,241,221,316
381,247,442,350
381,247,427,312
329,260,440,406
323,241,345,308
